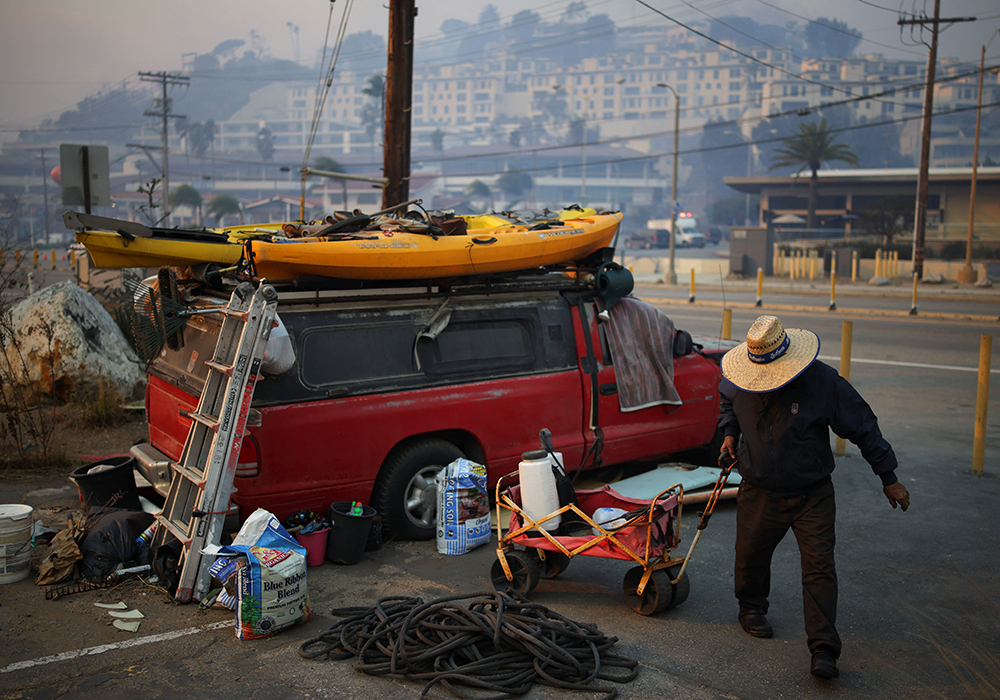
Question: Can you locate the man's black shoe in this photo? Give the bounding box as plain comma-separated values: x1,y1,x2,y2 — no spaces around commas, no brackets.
810,650,839,679
738,611,773,638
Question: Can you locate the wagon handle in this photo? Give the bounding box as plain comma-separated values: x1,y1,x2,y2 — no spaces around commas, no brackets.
671,458,736,585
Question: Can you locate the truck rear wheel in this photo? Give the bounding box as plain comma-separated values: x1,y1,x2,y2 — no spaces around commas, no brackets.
373,438,465,541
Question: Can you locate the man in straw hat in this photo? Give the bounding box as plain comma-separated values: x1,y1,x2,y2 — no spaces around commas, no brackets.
718,315,910,680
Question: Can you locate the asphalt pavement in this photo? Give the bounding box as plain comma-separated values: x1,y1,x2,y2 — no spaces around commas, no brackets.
1,257,998,700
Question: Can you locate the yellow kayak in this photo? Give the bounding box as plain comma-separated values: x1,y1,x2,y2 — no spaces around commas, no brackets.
246,212,622,281
74,229,244,268
66,208,616,278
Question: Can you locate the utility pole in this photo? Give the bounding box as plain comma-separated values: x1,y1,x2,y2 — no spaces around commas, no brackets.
383,0,415,210
959,32,999,285
898,3,975,279
139,71,189,222
37,148,50,240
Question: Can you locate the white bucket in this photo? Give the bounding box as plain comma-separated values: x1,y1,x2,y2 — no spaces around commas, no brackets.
518,450,561,531
0,504,33,584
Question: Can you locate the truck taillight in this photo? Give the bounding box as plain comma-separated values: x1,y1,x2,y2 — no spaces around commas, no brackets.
235,433,260,478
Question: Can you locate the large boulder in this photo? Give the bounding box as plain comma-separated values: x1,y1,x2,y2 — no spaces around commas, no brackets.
3,281,144,402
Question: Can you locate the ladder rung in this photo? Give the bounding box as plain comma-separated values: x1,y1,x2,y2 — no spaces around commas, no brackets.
154,513,192,546
171,462,207,487
188,411,219,430
205,360,233,375
221,308,249,320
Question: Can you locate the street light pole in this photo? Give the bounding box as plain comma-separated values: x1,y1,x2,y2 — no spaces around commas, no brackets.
658,83,679,285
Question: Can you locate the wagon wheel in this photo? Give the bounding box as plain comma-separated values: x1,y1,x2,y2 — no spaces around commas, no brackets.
664,564,690,608
622,565,690,615
533,549,571,579
491,551,540,595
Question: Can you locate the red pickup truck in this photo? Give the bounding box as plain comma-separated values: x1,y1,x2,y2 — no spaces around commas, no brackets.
131,276,725,541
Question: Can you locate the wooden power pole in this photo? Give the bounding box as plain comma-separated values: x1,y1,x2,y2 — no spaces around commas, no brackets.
383,0,415,210
898,2,975,279
139,71,189,222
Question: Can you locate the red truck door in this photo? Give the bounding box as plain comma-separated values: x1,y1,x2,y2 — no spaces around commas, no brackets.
572,299,720,468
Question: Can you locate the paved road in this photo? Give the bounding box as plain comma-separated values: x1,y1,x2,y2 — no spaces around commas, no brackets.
1,263,998,700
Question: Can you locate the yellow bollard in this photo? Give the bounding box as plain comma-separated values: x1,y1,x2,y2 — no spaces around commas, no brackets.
851,250,858,282
835,320,853,455
756,267,763,307
972,334,992,474
722,308,732,340
773,248,780,278
15,249,21,264
910,271,919,315
33,249,39,268
874,249,882,278
688,267,695,303
70,250,76,267
829,270,837,311
893,250,899,278
809,253,816,281
51,250,56,270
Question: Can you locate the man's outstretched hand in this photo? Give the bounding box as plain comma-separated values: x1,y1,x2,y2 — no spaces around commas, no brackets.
884,482,910,511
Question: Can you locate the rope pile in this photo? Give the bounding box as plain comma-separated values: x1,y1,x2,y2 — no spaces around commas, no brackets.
300,590,639,700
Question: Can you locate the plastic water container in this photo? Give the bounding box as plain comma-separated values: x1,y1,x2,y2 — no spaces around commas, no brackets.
518,450,561,532
591,507,628,535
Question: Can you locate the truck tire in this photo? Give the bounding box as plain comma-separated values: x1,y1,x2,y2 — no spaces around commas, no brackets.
373,438,465,541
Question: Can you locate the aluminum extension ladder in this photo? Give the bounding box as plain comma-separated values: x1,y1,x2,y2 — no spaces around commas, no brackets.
151,281,278,603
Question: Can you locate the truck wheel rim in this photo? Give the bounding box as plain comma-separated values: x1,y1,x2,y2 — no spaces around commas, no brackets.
404,465,442,528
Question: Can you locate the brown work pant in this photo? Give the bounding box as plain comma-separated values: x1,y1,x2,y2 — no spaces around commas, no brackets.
734,479,841,658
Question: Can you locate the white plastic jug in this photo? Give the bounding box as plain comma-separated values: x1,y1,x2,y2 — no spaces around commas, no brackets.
591,507,628,535
518,450,561,531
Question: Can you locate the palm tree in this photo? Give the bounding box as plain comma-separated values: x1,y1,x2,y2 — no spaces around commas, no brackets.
466,180,493,211
496,171,533,208
313,156,350,210
770,118,858,228
169,184,203,226
206,194,242,226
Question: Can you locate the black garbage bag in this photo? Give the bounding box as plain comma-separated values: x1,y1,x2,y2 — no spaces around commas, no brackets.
78,509,155,580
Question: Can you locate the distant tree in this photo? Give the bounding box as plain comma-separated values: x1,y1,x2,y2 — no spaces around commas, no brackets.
169,184,203,226
858,196,913,247
466,180,493,211
255,127,275,161
362,74,385,129
497,171,533,207
565,119,585,146
805,18,862,58
505,10,541,45
479,4,501,29
430,129,445,152
770,119,859,228
206,194,242,226
183,120,216,158
339,31,387,75
564,2,588,21
360,74,386,157
313,156,349,209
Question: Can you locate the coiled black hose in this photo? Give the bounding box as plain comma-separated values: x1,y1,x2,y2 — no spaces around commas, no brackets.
300,590,638,700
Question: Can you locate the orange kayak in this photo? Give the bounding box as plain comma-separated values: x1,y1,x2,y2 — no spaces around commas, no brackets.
245,213,622,280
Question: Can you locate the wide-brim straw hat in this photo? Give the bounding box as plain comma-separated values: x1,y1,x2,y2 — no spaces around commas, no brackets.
721,315,819,392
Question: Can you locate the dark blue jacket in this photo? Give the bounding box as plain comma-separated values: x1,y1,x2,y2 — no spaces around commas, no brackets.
719,360,898,498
